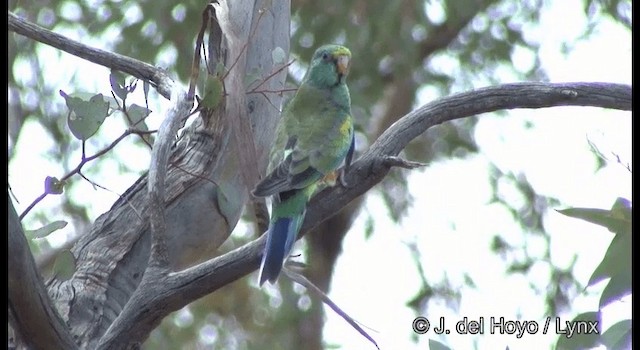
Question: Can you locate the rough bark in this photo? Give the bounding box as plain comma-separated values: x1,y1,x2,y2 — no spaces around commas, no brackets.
8,195,78,350
7,4,632,350
9,0,290,348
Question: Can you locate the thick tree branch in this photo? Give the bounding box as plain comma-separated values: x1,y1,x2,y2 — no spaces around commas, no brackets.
215,0,260,197
8,11,175,100
94,0,291,347
8,194,78,350
94,81,631,346
147,90,193,268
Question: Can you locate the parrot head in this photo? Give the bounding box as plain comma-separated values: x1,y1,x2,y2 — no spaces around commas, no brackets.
305,44,352,88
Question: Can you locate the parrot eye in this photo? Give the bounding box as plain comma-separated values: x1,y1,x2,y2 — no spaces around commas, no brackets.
321,52,330,61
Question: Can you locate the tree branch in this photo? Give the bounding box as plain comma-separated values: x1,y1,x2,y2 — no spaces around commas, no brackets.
147,90,193,268
94,81,632,346
8,194,78,350
94,0,291,347
7,11,175,100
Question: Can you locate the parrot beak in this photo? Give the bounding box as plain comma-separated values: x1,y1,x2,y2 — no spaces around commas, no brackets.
336,55,350,76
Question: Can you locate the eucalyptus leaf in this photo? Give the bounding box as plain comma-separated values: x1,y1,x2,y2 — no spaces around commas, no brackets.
52,249,77,282
599,269,631,308
428,339,452,350
26,220,68,239
601,319,632,350
556,206,630,235
143,79,150,108
201,74,224,109
588,231,631,287
110,70,128,100
555,311,600,350
127,104,152,129
61,91,110,140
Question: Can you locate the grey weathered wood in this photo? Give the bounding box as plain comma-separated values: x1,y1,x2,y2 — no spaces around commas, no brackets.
41,0,291,348
9,195,77,350
8,3,632,349
8,11,176,100
90,82,633,349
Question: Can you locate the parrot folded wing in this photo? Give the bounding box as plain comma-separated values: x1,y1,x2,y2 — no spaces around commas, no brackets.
253,150,324,197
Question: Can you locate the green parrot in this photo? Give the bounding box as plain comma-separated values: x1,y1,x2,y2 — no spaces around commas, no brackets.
252,44,355,285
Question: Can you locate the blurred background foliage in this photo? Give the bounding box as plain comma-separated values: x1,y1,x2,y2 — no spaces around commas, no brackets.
8,0,631,349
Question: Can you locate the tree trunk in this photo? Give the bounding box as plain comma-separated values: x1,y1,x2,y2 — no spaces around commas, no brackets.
43,0,291,347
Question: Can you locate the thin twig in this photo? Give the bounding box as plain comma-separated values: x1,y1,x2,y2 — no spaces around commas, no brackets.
248,87,297,95
248,59,296,93
92,81,630,348
18,129,156,220
18,193,47,221
282,267,380,350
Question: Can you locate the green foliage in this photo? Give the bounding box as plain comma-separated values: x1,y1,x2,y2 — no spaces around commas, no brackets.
429,339,453,350
558,198,632,308
126,104,152,128
555,311,601,350
7,0,631,349
200,74,224,110
557,198,631,236
600,319,632,350
554,198,632,350
583,0,631,28
26,220,68,239
60,91,110,140
110,70,130,100
52,249,76,282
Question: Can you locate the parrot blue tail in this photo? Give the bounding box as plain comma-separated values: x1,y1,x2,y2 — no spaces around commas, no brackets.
258,216,301,285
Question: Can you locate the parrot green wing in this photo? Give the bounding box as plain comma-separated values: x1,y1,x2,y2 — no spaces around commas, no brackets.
253,106,353,197
252,136,324,197
253,44,354,285
253,44,354,198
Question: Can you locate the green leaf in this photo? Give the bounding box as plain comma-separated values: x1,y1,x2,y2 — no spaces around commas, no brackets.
601,319,632,350
127,104,152,129
127,77,138,93
61,91,110,140
588,231,631,286
52,249,76,281
610,197,632,222
110,70,128,100
556,200,631,235
555,311,601,350
63,91,119,109
201,74,224,109
26,220,68,239
428,339,452,350
44,176,65,195
272,46,287,65
143,79,150,107
599,269,631,308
